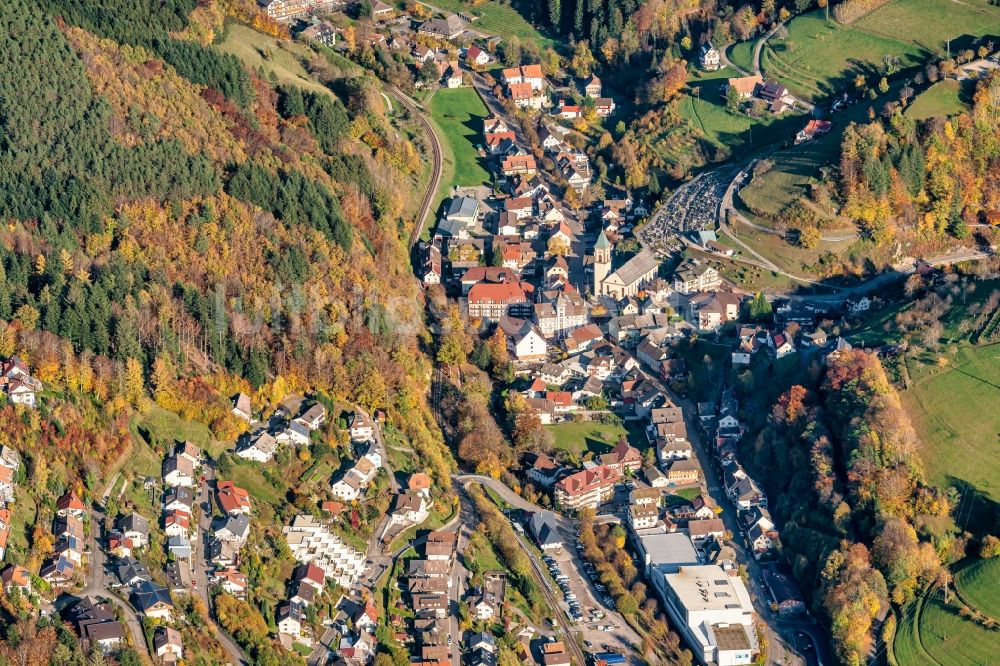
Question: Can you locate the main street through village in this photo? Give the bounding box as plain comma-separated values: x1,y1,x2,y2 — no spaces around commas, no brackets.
422,70,836,665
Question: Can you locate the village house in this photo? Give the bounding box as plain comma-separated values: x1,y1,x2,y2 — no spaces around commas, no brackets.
687,518,726,543
599,439,643,475
231,393,252,422
390,492,430,525
498,316,547,362
700,42,721,70
40,556,75,587
758,81,790,113
295,402,327,431
438,60,463,88
524,452,563,487
556,100,582,119
217,481,252,516
1,564,31,595
420,242,442,285
687,291,744,332
667,459,701,485
163,455,195,488
594,97,616,117
465,45,490,67
163,486,194,514
748,523,779,558
370,0,394,18
529,510,563,551
726,74,763,99
299,20,337,47
154,627,183,663
424,531,458,561
0,466,14,505
349,411,376,442
562,323,603,355
629,503,661,531
419,14,466,40
583,74,602,98
1,357,39,408
277,602,306,639
66,597,127,654
507,82,547,110
163,510,190,539
56,491,86,519
214,514,251,545
795,119,832,144
132,581,174,620
235,430,278,462
501,154,538,177
213,568,249,597
725,464,766,510
672,258,722,294
501,64,545,90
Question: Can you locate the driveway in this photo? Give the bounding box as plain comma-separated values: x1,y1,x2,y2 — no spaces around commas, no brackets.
196,461,251,665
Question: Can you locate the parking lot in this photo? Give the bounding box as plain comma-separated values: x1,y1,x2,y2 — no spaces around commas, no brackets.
539,519,642,655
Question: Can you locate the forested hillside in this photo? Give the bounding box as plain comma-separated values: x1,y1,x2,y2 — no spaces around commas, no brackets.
840,74,1000,243
748,351,952,663
0,0,451,483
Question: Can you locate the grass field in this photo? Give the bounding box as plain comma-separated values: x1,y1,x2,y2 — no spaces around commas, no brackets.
761,11,923,103
545,419,647,460
134,405,225,456
738,72,911,220
427,87,491,213
219,23,334,96
905,79,970,120
901,343,1000,506
422,0,556,49
726,41,756,74
226,462,287,507
723,217,858,275
681,67,806,160
957,556,1000,620
546,420,628,457
894,557,1000,665
854,0,1000,52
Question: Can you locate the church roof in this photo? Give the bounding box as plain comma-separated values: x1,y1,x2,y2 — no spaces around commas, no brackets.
594,229,611,250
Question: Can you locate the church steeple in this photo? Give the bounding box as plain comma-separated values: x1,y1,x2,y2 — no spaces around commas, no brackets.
592,229,611,296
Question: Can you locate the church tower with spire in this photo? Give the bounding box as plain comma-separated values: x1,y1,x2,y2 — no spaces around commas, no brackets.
592,229,611,296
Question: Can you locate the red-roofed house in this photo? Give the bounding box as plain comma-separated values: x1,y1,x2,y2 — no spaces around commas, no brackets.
465,45,490,66
501,154,538,177
294,562,326,591
468,281,533,321
216,481,251,516
599,439,643,474
554,465,620,511
795,119,833,144
57,491,86,519
507,82,546,110
501,65,545,90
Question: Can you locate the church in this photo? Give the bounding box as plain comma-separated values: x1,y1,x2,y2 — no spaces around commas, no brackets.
592,230,660,299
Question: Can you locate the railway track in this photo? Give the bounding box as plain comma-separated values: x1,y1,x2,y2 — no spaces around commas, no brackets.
385,85,443,248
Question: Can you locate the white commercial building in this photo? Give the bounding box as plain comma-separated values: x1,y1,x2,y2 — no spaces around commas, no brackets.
635,532,700,577
658,565,757,666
